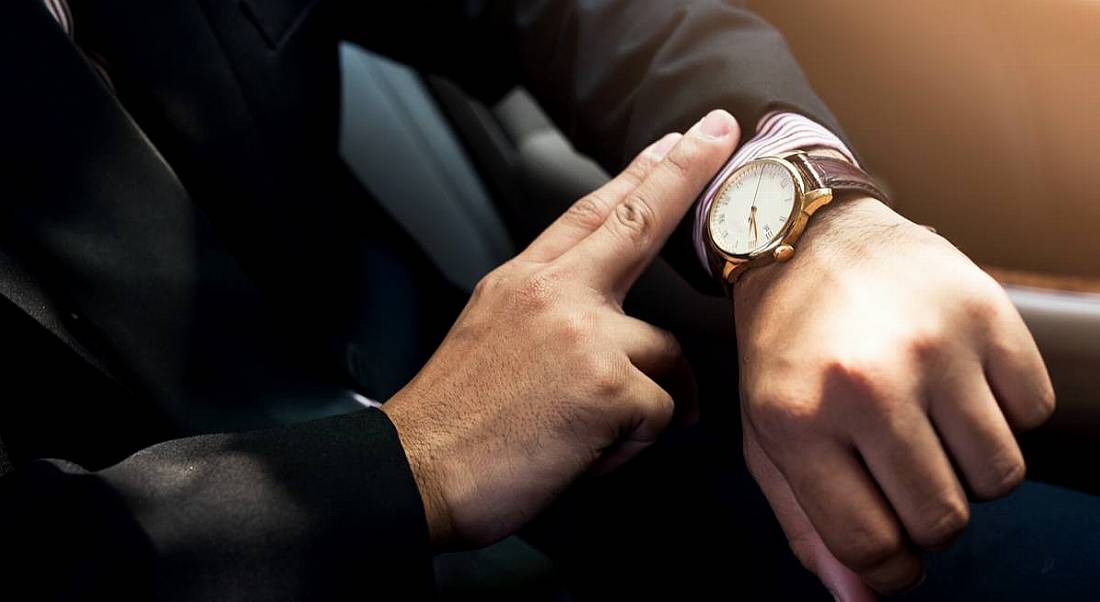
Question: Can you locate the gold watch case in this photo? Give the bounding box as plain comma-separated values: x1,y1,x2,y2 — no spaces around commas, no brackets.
704,151,835,289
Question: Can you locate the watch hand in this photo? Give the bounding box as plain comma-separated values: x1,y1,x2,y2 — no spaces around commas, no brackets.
750,206,759,244
748,168,764,245
749,167,764,211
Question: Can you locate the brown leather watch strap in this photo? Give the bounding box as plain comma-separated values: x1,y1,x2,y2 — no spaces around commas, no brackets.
791,154,890,205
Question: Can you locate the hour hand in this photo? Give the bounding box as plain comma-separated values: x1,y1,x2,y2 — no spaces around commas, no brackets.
749,206,759,244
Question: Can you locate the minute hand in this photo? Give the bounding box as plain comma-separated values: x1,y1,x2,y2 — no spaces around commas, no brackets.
749,168,764,244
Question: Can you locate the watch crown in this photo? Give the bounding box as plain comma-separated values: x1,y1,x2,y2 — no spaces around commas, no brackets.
773,244,795,262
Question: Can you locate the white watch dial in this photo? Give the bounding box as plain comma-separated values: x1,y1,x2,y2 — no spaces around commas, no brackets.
708,161,797,256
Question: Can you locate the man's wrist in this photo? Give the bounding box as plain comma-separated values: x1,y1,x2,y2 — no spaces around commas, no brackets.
734,195,900,299
383,400,456,551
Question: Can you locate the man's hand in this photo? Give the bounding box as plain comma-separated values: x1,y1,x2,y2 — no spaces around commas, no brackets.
384,110,741,550
735,196,1056,599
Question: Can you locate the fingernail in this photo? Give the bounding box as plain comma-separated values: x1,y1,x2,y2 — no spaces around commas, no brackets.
645,132,682,159
696,109,735,140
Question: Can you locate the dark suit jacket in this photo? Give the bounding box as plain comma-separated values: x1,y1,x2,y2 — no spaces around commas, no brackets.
0,0,840,598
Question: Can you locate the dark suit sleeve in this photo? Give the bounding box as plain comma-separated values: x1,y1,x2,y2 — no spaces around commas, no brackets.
0,409,433,600
338,0,843,290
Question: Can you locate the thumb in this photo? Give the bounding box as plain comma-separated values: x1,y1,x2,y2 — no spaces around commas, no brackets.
743,416,878,602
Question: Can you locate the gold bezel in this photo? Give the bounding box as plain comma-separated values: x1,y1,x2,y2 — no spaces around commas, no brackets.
704,156,807,262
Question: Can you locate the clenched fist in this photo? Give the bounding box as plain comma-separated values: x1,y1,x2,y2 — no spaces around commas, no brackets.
735,196,1055,599
384,110,742,550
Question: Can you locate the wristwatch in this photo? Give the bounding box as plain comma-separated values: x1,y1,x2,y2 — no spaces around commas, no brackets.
702,149,888,293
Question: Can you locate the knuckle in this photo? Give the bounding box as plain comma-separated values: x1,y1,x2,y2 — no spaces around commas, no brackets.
1018,384,1057,431
826,356,880,392
555,310,590,344
654,328,684,361
961,287,1003,324
472,269,507,299
621,156,653,187
912,498,970,549
746,392,820,446
973,453,1026,500
980,271,1014,303
905,330,945,365
987,351,1056,432
565,194,609,231
644,390,676,425
1035,385,1057,423
586,356,626,399
660,147,692,180
837,524,905,573
986,337,1012,362
823,356,894,412
512,272,558,312
611,193,657,243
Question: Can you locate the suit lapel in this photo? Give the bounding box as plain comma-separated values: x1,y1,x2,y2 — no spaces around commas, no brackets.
71,0,376,358
0,0,360,434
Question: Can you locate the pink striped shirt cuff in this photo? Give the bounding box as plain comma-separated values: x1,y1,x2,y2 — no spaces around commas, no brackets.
693,111,857,276
42,0,72,36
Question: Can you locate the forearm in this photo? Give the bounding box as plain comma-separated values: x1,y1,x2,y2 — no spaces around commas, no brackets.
0,409,433,600
504,1,842,167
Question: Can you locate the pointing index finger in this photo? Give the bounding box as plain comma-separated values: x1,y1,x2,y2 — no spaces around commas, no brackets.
521,132,682,263
560,110,741,300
